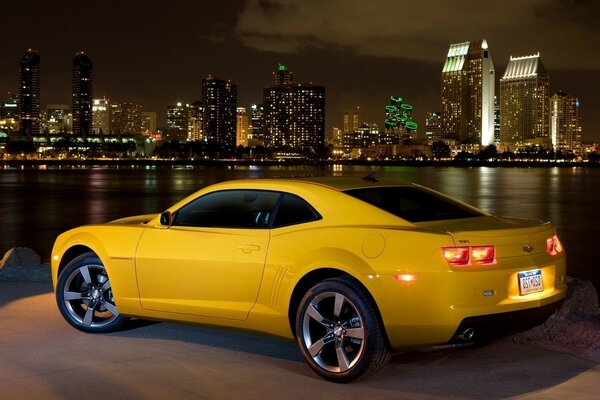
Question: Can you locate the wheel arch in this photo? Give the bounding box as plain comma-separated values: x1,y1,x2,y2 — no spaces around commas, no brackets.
287,268,390,349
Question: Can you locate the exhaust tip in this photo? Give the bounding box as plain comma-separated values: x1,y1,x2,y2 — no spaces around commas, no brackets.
457,327,476,341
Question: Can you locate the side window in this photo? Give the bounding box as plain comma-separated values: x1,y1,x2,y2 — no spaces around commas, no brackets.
272,194,320,228
172,190,280,228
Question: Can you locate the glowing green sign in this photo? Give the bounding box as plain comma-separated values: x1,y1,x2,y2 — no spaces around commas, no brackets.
384,96,418,132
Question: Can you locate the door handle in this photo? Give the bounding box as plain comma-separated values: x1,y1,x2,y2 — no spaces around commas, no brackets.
238,244,261,253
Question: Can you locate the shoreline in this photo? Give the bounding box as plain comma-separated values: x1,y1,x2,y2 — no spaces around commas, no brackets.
1,158,598,168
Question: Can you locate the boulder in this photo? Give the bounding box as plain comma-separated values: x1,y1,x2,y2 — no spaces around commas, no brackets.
556,277,600,320
0,247,42,269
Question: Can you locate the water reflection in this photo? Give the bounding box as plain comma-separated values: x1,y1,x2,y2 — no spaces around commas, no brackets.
0,166,597,290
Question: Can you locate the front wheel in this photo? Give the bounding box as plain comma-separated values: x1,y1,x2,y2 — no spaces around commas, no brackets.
295,276,390,382
56,252,129,333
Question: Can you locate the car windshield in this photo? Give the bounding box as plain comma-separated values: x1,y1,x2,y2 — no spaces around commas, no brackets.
343,186,484,222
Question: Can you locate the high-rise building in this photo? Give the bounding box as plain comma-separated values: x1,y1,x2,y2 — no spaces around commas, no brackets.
18,49,41,136
236,107,249,147
165,102,188,141
46,105,70,134
141,111,157,133
342,106,361,134
187,101,203,141
72,51,93,137
249,103,264,145
92,97,110,134
425,111,442,142
500,53,550,146
117,102,142,135
202,76,237,148
0,92,19,134
441,40,495,145
263,64,325,155
272,63,294,86
550,91,582,155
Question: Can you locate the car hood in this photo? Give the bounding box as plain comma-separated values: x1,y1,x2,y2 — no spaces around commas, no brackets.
109,214,158,225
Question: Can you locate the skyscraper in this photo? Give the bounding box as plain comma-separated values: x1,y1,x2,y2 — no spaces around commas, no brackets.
72,51,93,137
202,76,237,148
441,40,495,145
165,102,188,141
18,49,41,136
425,111,442,142
550,91,582,155
236,107,249,147
187,101,203,141
342,106,361,134
92,97,110,134
249,103,264,145
500,53,550,146
263,64,325,156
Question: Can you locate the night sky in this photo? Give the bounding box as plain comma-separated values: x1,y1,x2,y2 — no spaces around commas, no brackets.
2,0,600,140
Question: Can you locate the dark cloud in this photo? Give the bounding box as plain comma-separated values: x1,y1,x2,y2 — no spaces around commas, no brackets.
1,0,598,140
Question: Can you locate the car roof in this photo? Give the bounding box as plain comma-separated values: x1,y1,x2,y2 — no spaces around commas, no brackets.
294,175,415,191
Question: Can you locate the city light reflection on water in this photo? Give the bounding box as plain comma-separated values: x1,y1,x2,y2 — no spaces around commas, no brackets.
0,165,597,290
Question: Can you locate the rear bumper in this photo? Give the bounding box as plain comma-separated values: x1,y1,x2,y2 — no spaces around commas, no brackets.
449,299,563,344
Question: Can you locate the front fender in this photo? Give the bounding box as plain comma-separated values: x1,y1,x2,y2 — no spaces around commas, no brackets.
51,225,146,312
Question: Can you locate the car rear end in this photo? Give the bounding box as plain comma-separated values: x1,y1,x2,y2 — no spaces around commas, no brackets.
427,216,567,343
341,183,567,348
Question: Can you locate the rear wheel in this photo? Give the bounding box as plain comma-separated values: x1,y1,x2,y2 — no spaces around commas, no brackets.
295,276,390,382
56,252,128,333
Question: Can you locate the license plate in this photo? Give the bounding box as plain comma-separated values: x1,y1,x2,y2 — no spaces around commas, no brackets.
518,269,543,295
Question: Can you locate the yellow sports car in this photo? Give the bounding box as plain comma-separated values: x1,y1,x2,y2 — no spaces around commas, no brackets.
52,177,566,382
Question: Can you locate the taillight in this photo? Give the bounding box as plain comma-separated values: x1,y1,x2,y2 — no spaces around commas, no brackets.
471,246,495,264
546,235,563,255
443,245,495,266
442,247,470,266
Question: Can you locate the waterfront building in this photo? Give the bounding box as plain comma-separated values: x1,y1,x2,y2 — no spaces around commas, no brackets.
116,102,142,135
187,101,203,142
165,102,189,141
202,76,237,148
441,40,495,145
141,111,157,134
92,97,110,134
550,91,582,155
249,103,264,146
425,111,442,142
236,107,249,147
494,96,500,144
72,51,94,137
46,104,70,134
263,64,325,156
0,92,19,135
18,49,41,136
342,106,361,134
499,53,550,147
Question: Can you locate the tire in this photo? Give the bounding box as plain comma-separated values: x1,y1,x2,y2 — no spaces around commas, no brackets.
295,276,391,382
56,252,129,333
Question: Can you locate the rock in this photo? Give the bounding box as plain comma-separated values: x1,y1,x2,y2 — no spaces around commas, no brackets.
0,247,42,269
0,247,50,283
556,277,600,320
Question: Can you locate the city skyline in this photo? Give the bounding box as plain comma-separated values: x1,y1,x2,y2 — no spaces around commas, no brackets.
1,1,599,140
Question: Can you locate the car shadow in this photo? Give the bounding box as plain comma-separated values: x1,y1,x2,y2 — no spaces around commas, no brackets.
111,319,597,397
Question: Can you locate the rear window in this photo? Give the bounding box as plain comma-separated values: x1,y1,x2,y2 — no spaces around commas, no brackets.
343,186,483,222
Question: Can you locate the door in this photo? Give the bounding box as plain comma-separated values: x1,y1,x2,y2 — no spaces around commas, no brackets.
135,189,280,320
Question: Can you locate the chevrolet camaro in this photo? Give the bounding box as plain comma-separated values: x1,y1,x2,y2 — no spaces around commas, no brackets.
51,177,566,382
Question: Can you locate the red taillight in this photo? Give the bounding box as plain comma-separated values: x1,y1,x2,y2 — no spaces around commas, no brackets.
471,246,495,264
443,247,470,265
443,245,495,266
546,235,563,255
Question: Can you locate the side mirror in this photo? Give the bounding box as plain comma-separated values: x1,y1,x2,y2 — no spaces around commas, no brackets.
159,211,172,226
